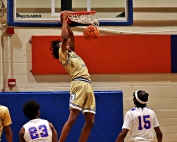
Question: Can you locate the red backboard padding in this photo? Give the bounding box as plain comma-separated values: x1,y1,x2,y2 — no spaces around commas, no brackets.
32,35,171,74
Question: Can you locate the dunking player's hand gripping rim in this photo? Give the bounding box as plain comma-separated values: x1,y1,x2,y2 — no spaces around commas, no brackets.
61,11,100,40
60,11,99,26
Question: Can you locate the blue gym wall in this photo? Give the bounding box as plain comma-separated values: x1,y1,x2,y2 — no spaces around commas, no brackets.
0,91,123,142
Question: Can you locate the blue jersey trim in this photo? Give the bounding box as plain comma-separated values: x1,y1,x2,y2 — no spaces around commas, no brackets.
131,108,136,111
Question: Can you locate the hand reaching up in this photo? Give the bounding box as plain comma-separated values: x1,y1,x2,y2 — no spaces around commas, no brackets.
60,11,69,23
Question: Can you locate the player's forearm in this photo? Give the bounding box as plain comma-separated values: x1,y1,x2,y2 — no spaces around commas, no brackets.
5,132,13,142
115,129,128,142
62,19,69,40
115,134,125,142
156,134,163,142
67,25,74,37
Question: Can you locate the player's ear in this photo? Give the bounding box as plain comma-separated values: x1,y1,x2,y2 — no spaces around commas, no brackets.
38,110,40,117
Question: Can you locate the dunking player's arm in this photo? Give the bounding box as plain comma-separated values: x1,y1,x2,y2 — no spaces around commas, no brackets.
60,11,75,52
66,25,75,51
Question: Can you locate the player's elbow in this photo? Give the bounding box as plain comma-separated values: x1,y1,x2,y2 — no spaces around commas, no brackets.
62,33,69,40
118,129,128,140
120,132,127,138
119,130,128,139
62,37,68,43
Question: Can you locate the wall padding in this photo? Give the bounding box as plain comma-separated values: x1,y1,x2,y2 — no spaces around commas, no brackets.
0,91,123,142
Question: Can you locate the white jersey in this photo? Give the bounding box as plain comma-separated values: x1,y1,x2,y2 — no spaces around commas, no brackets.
122,107,159,142
23,118,52,142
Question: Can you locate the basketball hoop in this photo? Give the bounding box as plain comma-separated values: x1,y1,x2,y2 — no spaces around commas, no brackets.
68,11,99,26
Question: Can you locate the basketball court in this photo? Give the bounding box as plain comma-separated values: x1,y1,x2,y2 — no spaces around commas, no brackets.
0,0,133,142
1,0,177,142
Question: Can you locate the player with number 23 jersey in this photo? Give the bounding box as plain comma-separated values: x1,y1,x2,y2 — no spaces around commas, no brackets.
19,100,57,142
23,119,52,142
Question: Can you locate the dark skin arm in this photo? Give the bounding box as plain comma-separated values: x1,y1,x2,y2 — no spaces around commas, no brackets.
49,122,58,142
67,25,75,51
19,127,26,142
4,125,13,142
115,128,129,142
154,126,163,142
61,11,75,52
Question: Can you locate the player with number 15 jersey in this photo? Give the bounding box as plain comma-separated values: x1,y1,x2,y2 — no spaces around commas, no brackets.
123,107,159,141
116,90,163,142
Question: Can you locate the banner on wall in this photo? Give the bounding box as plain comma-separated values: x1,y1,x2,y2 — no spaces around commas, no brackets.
32,35,177,74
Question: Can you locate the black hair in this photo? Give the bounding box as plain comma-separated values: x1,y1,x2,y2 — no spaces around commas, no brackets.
23,100,40,119
50,39,61,60
133,90,149,108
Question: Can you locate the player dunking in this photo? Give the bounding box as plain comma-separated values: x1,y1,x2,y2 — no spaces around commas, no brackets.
50,11,96,142
115,90,163,142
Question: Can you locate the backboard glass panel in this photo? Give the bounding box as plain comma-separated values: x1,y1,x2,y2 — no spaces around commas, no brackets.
7,0,133,26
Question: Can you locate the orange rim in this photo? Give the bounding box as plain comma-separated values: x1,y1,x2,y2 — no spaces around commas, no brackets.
69,11,96,15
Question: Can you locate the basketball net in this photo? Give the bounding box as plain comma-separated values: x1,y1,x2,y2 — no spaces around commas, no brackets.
68,11,99,26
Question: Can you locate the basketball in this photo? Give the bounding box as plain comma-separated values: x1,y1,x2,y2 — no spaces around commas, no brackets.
83,25,99,40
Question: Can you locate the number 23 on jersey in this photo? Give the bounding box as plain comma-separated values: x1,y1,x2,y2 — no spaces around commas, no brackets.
28,124,48,140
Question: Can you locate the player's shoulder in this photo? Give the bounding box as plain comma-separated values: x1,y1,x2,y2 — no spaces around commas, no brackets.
129,107,136,111
69,50,77,56
128,107,153,112
24,118,49,126
0,105,7,108
37,118,48,122
0,105,9,111
145,107,154,111
39,119,51,125
59,46,67,54
126,108,136,115
145,107,156,113
30,118,48,123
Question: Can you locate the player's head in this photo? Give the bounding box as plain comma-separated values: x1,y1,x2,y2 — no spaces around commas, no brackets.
133,90,149,108
50,39,61,60
23,100,40,120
